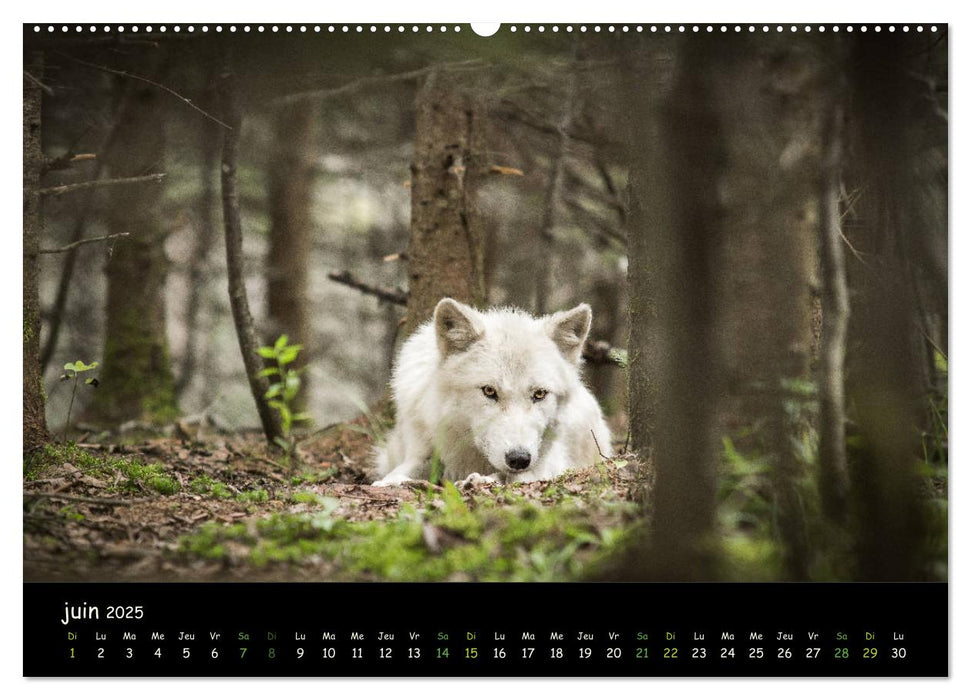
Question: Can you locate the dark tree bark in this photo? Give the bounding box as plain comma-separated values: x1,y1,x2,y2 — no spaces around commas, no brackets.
219,54,284,445
714,37,823,580
626,37,722,580
23,51,49,450
265,97,316,407
89,63,179,425
404,71,486,337
844,33,935,581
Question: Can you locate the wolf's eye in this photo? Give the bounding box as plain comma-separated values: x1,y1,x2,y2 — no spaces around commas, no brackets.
482,385,499,400
532,389,549,402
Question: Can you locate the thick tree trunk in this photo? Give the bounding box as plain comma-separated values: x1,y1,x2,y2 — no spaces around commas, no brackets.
219,54,284,445
627,37,721,580
266,98,316,407
90,67,179,425
23,51,49,449
404,72,485,336
844,34,931,581
715,37,822,580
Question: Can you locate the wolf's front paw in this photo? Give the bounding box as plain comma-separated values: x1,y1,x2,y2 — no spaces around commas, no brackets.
455,472,499,490
373,473,422,487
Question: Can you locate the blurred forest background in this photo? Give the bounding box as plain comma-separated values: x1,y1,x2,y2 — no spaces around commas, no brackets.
23,25,947,583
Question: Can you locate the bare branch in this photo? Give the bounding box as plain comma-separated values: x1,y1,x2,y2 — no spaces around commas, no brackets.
276,60,487,105
327,270,407,306
42,152,97,176
565,198,628,247
55,51,232,130
23,70,54,96
39,232,130,255
38,173,165,197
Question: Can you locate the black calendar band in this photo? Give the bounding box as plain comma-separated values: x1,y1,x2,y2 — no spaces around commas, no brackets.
24,581,947,677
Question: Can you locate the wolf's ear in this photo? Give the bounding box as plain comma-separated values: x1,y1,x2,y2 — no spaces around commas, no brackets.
434,298,484,357
545,303,592,364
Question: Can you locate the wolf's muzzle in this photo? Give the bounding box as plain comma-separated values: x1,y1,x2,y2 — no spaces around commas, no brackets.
505,448,532,471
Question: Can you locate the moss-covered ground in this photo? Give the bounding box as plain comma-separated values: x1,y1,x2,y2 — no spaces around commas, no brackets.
23,419,645,582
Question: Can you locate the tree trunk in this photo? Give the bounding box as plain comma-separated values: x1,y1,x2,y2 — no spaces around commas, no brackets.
626,37,721,580
23,51,49,450
219,53,284,445
817,98,851,524
844,33,932,581
534,54,578,315
715,37,822,580
89,66,179,425
404,72,486,336
266,98,316,407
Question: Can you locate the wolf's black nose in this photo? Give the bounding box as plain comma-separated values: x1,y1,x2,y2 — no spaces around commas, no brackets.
505,448,531,471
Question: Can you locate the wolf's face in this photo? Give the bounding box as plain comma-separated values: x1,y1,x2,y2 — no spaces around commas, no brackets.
433,298,592,476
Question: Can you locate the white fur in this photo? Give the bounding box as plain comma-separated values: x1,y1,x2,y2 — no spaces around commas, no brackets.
372,298,612,486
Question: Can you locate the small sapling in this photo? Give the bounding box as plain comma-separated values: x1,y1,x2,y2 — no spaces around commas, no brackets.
60,360,99,440
258,335,312,460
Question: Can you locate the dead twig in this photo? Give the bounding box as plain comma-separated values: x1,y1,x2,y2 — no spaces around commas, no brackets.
56,52,232,130
38,173,165,197
39,232,130,254
24,492,152,506
43,152,97,175
327,270,408,306
276,60,487,105
23,70,54,96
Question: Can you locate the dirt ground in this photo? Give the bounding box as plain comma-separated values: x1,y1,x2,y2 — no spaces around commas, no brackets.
23,418,644,582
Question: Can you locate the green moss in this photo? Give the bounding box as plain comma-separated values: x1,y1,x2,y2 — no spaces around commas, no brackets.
236,488,269,503
146,475,179,495
290,490,327,504
190,475,232,499
93,303,180,424
23,443,180,495
288,468,338,486
176,487,636,582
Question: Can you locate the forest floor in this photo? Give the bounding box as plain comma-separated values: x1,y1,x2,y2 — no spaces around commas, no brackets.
23,416,648,582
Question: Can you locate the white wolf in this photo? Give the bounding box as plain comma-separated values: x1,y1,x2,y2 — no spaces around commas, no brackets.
372,297,612,486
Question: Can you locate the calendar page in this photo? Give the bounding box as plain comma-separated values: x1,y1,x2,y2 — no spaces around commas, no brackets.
22,21,948,678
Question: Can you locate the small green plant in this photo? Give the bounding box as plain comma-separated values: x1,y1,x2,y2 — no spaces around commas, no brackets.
258,335,312,458
60,360,99,440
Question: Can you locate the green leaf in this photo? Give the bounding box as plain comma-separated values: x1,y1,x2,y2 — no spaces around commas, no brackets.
274,334,289,351
265,384,282,399
257,347,277,359
65,360,98,372
292,412,313,423
257,367,280,377
278,346,302,365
